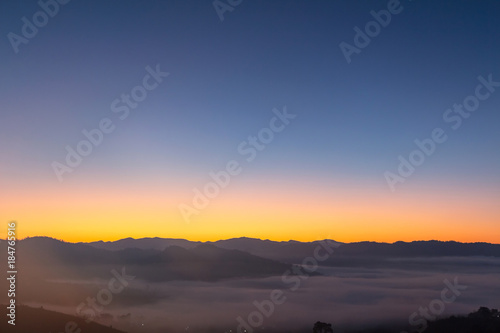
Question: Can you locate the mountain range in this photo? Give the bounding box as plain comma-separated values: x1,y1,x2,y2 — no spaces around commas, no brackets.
85,236,500,261
3,236,499,284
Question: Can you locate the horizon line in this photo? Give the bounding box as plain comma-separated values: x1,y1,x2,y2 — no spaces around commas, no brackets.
9,235,500,245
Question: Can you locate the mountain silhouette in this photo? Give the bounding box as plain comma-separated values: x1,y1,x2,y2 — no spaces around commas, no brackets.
7,237,296,282
84,237,500,263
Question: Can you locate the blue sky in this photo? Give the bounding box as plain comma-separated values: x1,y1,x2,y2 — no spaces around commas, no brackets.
0,0,499,242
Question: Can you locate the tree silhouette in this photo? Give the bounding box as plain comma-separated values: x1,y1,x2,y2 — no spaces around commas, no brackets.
313,321,333,333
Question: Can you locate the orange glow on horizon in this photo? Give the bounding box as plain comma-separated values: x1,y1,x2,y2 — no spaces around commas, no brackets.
1,176,499,244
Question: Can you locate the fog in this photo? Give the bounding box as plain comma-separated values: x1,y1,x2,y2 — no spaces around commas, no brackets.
13,257,500,333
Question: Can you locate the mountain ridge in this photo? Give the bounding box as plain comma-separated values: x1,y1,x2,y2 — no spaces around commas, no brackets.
77,236,500,259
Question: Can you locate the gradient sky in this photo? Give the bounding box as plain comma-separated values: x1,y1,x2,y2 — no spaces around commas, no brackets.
1,0,499,243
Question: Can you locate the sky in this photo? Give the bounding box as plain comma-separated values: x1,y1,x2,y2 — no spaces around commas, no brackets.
0,0,499,243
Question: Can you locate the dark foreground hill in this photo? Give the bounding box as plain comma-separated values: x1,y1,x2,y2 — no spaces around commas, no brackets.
423,306,500,333
0,305,125,333
344,307,500,333
3,305,499,333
